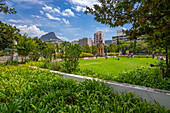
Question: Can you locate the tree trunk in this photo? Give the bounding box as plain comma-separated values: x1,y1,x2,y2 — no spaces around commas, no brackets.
161,68,164,77
165,46,169,77
133,39,137,54
10,51,14,61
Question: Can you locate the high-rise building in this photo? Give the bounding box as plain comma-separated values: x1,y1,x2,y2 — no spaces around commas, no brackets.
71,40,79,45
112,30,143,44
94,31,105,45
112,30,128,44
79,37,92,46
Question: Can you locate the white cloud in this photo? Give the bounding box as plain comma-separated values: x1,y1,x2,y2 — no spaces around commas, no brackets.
32,15,41,18
72,6,86,12
42,4,75,17
46,13,60,21
62,18,70,25
96,27,114,33
39,10,44,15
6,19,25,23
68,0,100,7
13,0,44,4
16,25,47,37
42,4,54,13
68,0,101,12
62,9,75,17
42,4,61,14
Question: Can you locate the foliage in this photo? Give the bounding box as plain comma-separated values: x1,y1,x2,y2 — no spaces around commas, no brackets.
108,52,119,56
0,21,20,61
80,52,94,57
0,65,168,112
0,36,13,51
29,37,43,61
41,42,55,61
0,0,17,14
0,21,20,49
113,67,170,91
17,34,36,61
27,61,62,71
108,43,117,53
0,60,30,67
0,51,9,57
60,42,82,73
82,44,91,53
91,45,97,55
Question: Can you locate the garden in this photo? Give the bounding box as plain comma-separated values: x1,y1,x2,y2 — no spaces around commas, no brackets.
0,65,168,112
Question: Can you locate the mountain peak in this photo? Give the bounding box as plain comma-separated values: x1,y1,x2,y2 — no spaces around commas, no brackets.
40,32,62,41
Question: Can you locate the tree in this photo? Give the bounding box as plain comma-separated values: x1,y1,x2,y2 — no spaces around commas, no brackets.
136,41,149,54
17,34,35,61
0,0,17,14
60,42,82,73
108,43,117,53
85,0,170,76
82,44,91,53
42,42,55,61
91,45,97,55
0,21,20,61
104,45,109,53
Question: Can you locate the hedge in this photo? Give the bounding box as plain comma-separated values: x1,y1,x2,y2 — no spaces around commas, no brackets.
80,52,94,57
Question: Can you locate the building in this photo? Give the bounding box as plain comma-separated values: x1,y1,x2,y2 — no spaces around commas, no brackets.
112,36,118,44
79,37,92,46
94,31,105,45
105,40,113,45
112,30,128,44
71,40,79,45
112,30,144,44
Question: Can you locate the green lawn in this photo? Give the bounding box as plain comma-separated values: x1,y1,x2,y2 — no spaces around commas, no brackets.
79,57,158,75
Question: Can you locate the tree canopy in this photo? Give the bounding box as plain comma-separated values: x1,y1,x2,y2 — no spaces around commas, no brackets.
0,0,17,14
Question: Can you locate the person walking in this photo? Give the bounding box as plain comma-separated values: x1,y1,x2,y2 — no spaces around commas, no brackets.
131,53,133,58
128,53,130,58
152,52,155,59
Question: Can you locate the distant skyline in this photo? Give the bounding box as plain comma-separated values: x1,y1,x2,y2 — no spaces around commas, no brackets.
1,0,132,41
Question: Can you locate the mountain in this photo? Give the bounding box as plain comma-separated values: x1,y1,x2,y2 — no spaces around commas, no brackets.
40,32,62,41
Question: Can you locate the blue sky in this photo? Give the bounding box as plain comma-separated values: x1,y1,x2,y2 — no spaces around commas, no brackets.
1,0,131,41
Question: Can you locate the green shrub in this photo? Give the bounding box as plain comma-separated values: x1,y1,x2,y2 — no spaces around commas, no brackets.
0,51,10,57
56,53,65,58
113,67,170,91
80,52,94,57
0,60,30,67
48,61,61,71
60,42,82,73
0,65,168,112
108,52,119,56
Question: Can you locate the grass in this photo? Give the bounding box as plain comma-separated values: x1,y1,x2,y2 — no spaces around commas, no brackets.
79,57,158,75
